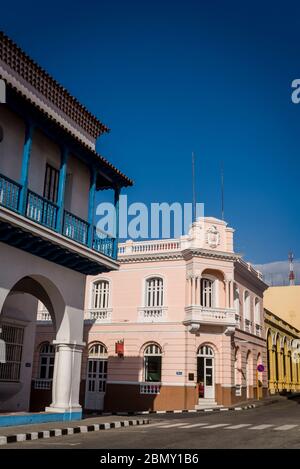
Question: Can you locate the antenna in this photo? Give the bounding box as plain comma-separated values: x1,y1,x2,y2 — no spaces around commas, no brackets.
289,251,295,286
221,163,224,221
192,152,196,222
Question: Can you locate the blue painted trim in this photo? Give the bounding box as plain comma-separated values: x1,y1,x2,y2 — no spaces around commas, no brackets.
113,186,121,259
56,147,69,232
19,122,34,214
0,411,82,427
87,169,97,247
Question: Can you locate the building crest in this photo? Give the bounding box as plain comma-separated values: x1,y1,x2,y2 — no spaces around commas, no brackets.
206,225,220,249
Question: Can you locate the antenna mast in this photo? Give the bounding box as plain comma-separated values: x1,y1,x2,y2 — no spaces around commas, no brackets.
192,152,196,222
289,251,295,286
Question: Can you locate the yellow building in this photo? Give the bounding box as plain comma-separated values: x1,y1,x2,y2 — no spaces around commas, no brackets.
265,309,300,394
264,286,300,330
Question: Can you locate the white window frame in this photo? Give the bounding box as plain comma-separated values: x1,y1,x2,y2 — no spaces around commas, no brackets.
200,277,217,308
145,277,164,308
38,342,55,380
91,279,111,310
143,343,162,382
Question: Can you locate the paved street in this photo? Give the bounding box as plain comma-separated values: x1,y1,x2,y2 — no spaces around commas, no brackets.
2,399,300,449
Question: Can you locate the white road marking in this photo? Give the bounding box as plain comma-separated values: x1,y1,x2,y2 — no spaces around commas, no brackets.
159,422,190,428
179,423,209,429
202,424,231,429
225,424,252,429
144,422,169,428
274,425,298,431
249,424,274,430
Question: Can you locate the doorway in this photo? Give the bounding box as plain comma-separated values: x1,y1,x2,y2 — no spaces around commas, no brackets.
85,343,108,411
197,345,215,399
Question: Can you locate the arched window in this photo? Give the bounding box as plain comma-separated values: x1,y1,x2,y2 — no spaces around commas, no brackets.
244,291,251,320
201,278,214,307
92,280,110,309
234,285,240,314
197,345,214,357
144,343,162,382
145,277,164,307
254,298,260,324
39,342,55,380
89,342,108,358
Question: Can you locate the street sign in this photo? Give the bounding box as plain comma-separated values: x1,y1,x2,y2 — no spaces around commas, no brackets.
257,364,264,372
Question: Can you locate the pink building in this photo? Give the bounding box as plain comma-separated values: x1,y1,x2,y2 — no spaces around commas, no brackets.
33,217,268,412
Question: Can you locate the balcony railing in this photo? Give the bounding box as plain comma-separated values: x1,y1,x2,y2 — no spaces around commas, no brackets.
140,383,161,394
26,190,58,230
33,379,52,390
0,173,21,212
184,306,236,326
244,318,252,333
0,172,116,260
255,323,262,337
37,309,52,321
84,308,112,322
235,313,241,329
138,306,167,322
93,227,115,258
63,210,89,245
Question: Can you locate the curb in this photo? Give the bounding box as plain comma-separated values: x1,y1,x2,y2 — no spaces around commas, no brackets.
133,404,257,415
0,419,149,446
85,403,257,417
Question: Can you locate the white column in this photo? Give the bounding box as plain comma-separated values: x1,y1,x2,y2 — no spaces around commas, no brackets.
191,277,195,305
229,280,234,308
46,341,84,415
225,280,229,308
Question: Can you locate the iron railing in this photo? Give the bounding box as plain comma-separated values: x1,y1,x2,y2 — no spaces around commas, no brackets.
0,171,117,260
26,190,58,230
0,173,21,212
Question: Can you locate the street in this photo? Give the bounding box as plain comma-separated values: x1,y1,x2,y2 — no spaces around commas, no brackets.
2,399,300,449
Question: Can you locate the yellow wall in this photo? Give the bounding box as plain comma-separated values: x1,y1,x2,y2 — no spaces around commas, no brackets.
264,286,300,330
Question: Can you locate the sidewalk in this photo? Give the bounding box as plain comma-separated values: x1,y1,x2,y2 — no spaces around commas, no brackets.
0,415,149,445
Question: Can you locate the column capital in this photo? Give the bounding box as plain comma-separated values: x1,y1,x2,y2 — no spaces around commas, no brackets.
52,340,86,350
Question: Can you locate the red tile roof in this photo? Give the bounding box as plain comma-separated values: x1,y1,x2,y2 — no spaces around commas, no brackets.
0,31,109,138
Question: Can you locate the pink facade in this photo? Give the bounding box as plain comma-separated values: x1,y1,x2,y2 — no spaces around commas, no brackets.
33,217,268,411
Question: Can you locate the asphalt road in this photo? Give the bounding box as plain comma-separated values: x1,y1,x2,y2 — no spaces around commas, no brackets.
2,399,300,449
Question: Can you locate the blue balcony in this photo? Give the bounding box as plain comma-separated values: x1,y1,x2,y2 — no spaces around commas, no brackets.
0,172,116,261
0,174,21,212
26,190,58,230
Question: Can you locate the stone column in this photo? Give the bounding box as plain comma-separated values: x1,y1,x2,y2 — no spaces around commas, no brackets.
191,277,195,305
225,280,229,308
46,341,85,416
230,281,234,308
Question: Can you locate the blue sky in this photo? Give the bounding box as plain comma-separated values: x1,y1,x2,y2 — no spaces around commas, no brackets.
2,0,300,266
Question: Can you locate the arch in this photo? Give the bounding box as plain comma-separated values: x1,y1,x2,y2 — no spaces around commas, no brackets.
144,342,162,356
88,342,108,358
197,344,215,357
0,274,67,332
